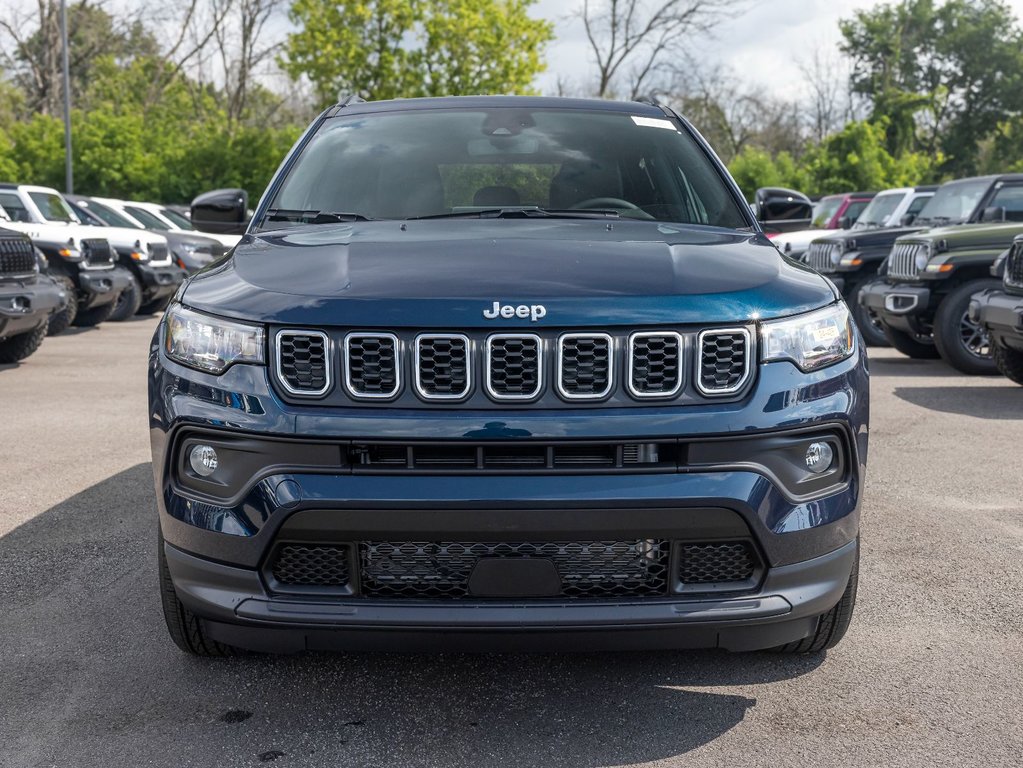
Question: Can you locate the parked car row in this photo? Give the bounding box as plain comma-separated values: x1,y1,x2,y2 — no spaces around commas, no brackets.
765,173,1023,384
0,182,238,363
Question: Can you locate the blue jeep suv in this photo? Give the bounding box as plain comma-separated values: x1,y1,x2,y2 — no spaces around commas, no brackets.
150,96,868,656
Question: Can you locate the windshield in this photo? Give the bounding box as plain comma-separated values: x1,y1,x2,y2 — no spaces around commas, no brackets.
0,192,31,222
853,192,905,230
916,181,989,225
29,191,77,223
264,107,750,230
85,200,141,229
160,207,195,230
811,196,843,228
125,205,170,230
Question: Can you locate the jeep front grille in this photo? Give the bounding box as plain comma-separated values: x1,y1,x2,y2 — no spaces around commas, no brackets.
806,241,841,273
697,328,751,395
81,238,114,269
888,242,929,281
149,242,171,266
276,330,330,395
557,333,613,399
272,326,754,404
486,334,542,400
345,333,400,399
0,235,36,276
1006,241,1023,289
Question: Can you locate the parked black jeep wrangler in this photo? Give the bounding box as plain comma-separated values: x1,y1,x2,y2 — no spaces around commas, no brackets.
971,235,1023,384
0,227,67,362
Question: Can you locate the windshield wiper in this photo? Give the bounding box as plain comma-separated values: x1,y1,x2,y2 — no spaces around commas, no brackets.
406,207,621,221
264,208,377,224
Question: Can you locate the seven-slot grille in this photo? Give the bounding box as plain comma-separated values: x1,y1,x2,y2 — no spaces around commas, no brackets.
697,329,751,394
276,330,330,395
888,241,929,280
81,238,114,268
148,241,171,266
1006,241,1023,289
806,241,842,273
273,328,754,402
415,334,470,399
0,235,36,276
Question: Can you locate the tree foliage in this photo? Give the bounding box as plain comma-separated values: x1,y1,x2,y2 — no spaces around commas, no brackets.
281,0,553,105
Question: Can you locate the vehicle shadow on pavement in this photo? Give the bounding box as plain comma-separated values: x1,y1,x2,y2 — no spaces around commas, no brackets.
893,386,1023,419
0,464,824,768
867,355,957,377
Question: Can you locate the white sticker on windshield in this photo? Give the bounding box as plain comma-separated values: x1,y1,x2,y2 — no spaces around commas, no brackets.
631,116,677,130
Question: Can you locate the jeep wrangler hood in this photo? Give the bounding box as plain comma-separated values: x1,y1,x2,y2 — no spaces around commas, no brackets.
182,220,835,327
819,225,924,249
897,222,1023,251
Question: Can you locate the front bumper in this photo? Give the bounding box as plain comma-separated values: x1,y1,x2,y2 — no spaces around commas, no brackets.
0,275,67,340
860,280,934,333
150,332,868,652
971,289,1023,351
135,262,187,302
77,266,132,308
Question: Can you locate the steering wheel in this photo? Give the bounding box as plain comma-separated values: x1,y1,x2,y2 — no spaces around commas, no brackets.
571,197,641,212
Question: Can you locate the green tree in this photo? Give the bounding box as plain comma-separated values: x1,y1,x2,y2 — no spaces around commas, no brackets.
281,0,553,106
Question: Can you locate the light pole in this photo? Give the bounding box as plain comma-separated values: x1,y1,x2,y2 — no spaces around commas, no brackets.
59,0,73,193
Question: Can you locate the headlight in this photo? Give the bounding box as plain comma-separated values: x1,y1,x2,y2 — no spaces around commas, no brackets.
165,304,264,374
130,239,150,262
914,247,931,271
761,303,855,372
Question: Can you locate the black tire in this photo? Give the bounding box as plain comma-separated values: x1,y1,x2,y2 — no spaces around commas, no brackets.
47,275,78,335
774,545,859,654
0,325,47,363
994,343,1023,385
108,274,143,321
848,279,890,347
932,279,1001,375
72,300,116,327
882,323,941,359
158,532,236,657
138,293,173,316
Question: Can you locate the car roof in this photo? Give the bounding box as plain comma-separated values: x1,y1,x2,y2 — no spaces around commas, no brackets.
333,95,669,118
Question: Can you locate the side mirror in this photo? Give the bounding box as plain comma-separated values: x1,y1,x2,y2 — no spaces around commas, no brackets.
900,213,917,227
191,188,249,235
838,215,852,230
981,206,1006,223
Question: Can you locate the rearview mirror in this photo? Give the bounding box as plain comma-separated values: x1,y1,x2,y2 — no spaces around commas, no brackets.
900,213,917,227
753,187,812,224
980,206,1006,223
191,188,249,235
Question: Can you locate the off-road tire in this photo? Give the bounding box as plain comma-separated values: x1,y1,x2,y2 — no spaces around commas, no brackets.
882,323,941,359
158,533,236,657
994,343,1023,385
0,325,46,363
109,274,143,321
848,278,889,347
72,300,116,328
774,545,859,654
138,293,173,316
46,275,77,335
932,279,1000,375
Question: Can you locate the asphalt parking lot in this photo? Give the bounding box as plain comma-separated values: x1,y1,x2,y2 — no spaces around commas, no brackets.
1,317,1022,768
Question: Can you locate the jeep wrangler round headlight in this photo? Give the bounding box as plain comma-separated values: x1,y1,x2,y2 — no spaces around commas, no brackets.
761,303,855,372
165,304,264,373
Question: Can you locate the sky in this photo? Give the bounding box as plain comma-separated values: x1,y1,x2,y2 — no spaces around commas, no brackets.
532,0,1023,100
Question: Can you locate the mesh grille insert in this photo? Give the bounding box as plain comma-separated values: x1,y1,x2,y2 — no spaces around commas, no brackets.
271,544,350,587
559,334,612,398
346,334,399,397
678,542,756,587
359,540,671,598
277,332,329,395
487,335,541,399
416,335,470,398
699,330,750,394
0,235,36,275
81,238,114,268
630,333,682,396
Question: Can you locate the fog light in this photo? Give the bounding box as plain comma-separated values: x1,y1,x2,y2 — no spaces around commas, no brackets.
189,445,219,477
805,442,834,474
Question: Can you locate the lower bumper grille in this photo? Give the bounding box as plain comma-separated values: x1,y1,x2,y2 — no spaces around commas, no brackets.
267,539,761,599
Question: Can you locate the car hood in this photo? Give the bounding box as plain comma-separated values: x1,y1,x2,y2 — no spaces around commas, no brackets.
815,225,924,248
29,220,167,251
0,220,111,249
895,222,1023,249
182,220,837,327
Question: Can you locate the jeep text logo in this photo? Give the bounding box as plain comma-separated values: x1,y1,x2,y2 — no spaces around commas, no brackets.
483,301,547,322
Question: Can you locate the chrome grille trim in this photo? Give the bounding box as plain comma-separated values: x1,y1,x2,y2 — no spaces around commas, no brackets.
275,329,331,397
343,332,402,400
696,327,753,396
556,332,614,401
888,242,929,281
413,333,472,401
627,331,684,399
806,242,841,273
485,333,543,401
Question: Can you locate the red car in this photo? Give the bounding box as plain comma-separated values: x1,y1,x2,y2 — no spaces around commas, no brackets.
812,192,876,229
